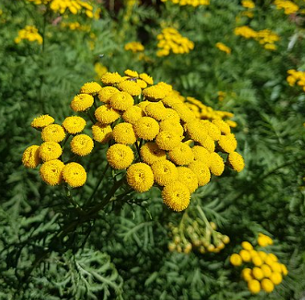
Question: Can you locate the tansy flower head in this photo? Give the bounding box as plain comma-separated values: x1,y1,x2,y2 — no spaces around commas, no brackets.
161,95,183,108
91,123,112,144
39,159,65,186
192,145,211,167
142,83,172,101
106,144,134,169
22,145,41,168
241,241,253,250
70,134,94,156
252,267,264,280
176,167,198,193
209,152,225,176
112,122,137,145
248,279,261,294
139,73,153,85
230,253,242,266
168,143,194,165
239,249,251,262
151,160,178,186
31,114,54,129
261,279,274,293
122,105,144,124
62,162,87,188
94,104,121,124
212,119,231,135
145,102,167,121
188,161,211,186
201,120,221,141
41,124,66,143
258,233,273,247
200,135,215,152
109,91,134,111
185,120,208,143
155,130,182,151
71,94,94,112
140,142,167,165
159,118,183,136
126,162,154,192
162,181,190,212
261,264,272,277
80,82,102,95
218,133,237,153
270,272,282,285
124,69,138,78
134,117,160,140
39,142,62,162
101,72,123,85
117,80,142,96
62,116,86,134
98,87,120,103
227,152,245,172
241,268,253,282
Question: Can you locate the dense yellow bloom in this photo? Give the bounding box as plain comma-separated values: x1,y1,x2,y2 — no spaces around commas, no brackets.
15,25,43,44
242,268,253,282
191,145,211,167
200,135,215,152
218,134,237,153
274,0,299,14
117,80,142,96
248,279,261,294
142,83,172,100
31,114,54,129
241,241,253,250
101,72,123,85
159,119,184,137
215,42,231,54
71,94,94,112
122,105,144,124
162,181,190,212
185,121,208,143
176,167,198,193
22,145,41,168
252,267,264,280
161,95,183,107
41,124,66,143
39,142,62,162
124,41,144,53
230,253,242,266
126,163,154,192
134,117,160,140
70,134,94,156
239,249,251,262
151,160,178,186
228,152,245,172
40,159,64,186
242,0,255,9
252,255,263,267
91,123,112,144
139,73,154,85
209,152,224,176
62,162,87,188
212,119,231,135
140,142,167,165
155,131,182,151
270,272,282,285
261,279,274,293
80,82,102,95
281,264,288,276
145,102,167,121
258,233,273,247
106,144,134,169
188,161,211,186
109,92,134,111
98,87,119,103
62,116,86,134
95,104,121,124
201,120,221,141
168,143,194,165
261,264,272,277
112,122,137,145
124,69,138,78
234,26,258,39
160,0,209,6
172,103,196,123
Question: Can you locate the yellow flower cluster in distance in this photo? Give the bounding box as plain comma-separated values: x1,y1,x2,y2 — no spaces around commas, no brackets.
15,25,43,44
215,42,231,54
242,0,255,9
160,0,210,6
168,216,230,254
274,0,299,14
230,235,288,294
287,69,305,91
61,21,90,31
27,0,94,17
124,41,145,53
157,27,194,57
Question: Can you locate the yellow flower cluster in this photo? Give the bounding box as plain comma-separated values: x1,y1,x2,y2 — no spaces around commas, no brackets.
14,25,43,44
235,26,280,50
124,41,144,53
215,42,231,54
241,0,255,9
22,114,90,187
160,0,210,6
287,69,305,91
274,0,299,14
27,0,94,17
230,236,288,294
61,21,90,31
156,27,194,57
168,216,230,254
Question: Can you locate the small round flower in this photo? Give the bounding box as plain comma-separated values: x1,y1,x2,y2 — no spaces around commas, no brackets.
94,104,121,124
70,134,94,156
71,94,94,111
109,91,134,111
155,131,181,151
261,279,274,293
230,253,242,266
239,249,251,262
92,123,112,143
145,102,167,121
201,120,221,141
112,122,137,144
31,114,54,129
177,167,198,193
247,279,261,294
212,119,231,135
39,142,62,162
218,133,237,153
41,124,66,143
258,234,273,247
139,73,153,85
22,145,41,168
281,264,288,276
270,272,282,285
159,119,183,136
117,80,141,96
192,145,211,167
188,161,211,186
62,162,87,188
140,142,167,165
134,117,160,140
252,267,264,280
124,69,138,77
162,108,180,122
143,84,170,101
172,103,196,123
80,82,102,95
101,72,123,85
270,262,282,273
161,95,183,108
136,79,147,89
185,121,208,143
200,135,215,152
209,152,225,176
258,251,267,261
40,159,65,185
252,255,263,267
126,163,154,193
162,181,190,212
151,160,178,186
241,241,253,250
168,143,194,165
98,86,119,103
242,268,253,282
137,100,151,110
62,116,86,134
122,105,144,124
261,264,272,278
106,144,134,169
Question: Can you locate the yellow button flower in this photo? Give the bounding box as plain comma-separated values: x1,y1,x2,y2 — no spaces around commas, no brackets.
192,145,211,167
134,117,160,141
188,161,211,186
159,119,184,136
252,267,264,280
122,105,144,124
247,279,261,294
228,152,245,172
109,91,134,111
140,142,167,165
39,159,65,186
22,145,41,168
261,264,272,278
91,123,112,144
106,144,134,169
117,80,142,96
94,104,121,125
155,130,181,151
209,152,225,176
70,134,94,156
39,142,62,162
80,82,102,95
261,278,274,293
176,167,198,193
41,124,66,143
62,116,86,134
241,241,253,251
98,87,120,103
168,143,194,165
218,133,237,153
101,72,123,85
112,122,137,145
270,272,282,285
151,160,178,186
241,268,253,282
71,94,94,112
230,253,242,266
62,162,87,188
31,114,54,129
212,119,231,135
239,249,251,262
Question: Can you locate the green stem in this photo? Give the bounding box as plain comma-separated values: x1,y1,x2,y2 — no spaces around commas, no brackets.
196,205,213,231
